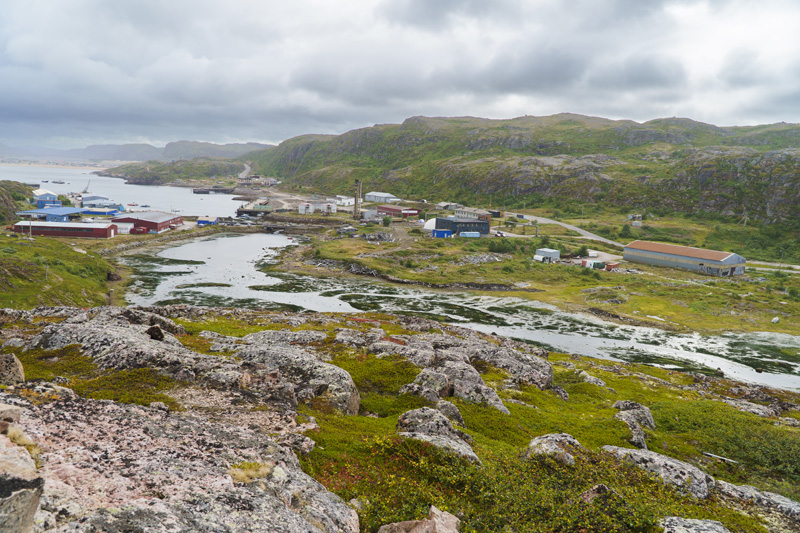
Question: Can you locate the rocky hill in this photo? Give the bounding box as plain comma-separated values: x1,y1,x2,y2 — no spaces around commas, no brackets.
242,114,800,222
0,180,29,226
1,305,799,532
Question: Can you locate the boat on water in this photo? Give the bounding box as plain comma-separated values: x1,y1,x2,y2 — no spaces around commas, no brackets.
128,202,138,206
52,180,65,184
140,204,150,208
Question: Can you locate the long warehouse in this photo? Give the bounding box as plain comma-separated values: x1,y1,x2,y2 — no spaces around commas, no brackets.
623,240,746,276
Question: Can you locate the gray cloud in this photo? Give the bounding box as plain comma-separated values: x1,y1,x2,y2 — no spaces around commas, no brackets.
0,0,799,149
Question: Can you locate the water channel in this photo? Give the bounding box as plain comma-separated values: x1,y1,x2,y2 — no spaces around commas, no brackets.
120,232,800,391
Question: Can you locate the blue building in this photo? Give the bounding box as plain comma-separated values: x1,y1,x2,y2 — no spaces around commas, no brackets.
17,207,87,223
623,240,746,276
197,216,219,226
32,189,60,209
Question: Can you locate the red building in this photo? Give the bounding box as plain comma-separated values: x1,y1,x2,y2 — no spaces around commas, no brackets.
13,221,117,239
112,211,183,233
376,205,421,219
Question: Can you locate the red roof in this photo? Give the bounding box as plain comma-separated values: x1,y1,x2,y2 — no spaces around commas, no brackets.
624,240,736,261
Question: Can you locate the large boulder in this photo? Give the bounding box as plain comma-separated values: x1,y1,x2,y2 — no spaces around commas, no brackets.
377,505,460,533
612,401,655,430
397,408,480,464
234,344,360,415
602,446,714,499
613,401,655,450
0,353,24,386
715,480,800,523
435,400,465,427
526,433,585,465
0,434,43,533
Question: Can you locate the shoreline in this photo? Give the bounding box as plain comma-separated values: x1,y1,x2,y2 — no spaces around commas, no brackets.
0,160,112,171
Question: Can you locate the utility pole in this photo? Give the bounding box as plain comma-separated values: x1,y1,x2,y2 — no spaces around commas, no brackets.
353,180,362,221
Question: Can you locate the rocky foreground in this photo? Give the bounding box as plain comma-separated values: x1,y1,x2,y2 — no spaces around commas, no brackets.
0,305,799,532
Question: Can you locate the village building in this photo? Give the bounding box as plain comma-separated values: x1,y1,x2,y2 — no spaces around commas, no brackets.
534,248,561,263
335,195,355,206
435,217,490,235
16,207,86,223
623,240,746,276
376,205,420,219
364,191,401,203
111,211,183,234
32,189,60,208
453,207,492,222
197,216,219,226
13,220,117,239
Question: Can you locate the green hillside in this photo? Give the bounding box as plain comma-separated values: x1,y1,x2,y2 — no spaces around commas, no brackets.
99,158,246,185
243,114,800,223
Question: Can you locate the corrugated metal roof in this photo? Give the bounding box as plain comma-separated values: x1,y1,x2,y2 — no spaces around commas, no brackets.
624,240,734,261
15,221,114,229
112,211,181,223
18,207,87,216
32,188,57,196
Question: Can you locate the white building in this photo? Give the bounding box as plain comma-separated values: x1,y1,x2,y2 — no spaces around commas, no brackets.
454,207,491,220
365,191,401,203
298,203,315,215
315,202,337,215
534,248,561,263
335,195,355,206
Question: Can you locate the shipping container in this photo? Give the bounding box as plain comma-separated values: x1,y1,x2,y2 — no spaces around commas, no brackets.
459,231,481,238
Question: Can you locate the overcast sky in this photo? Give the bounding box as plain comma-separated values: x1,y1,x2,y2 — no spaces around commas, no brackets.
2,0,799,149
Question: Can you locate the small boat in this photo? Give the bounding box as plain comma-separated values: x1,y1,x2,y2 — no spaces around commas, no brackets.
52,180,65,184
140,204,150,208
128,202,138,206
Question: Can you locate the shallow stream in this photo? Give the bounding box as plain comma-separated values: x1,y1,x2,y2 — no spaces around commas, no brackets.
120,233,800,391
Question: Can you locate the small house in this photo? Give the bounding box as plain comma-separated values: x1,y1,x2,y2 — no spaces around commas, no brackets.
535,248,560,263
197,216,219,226
32,189,60,208
298,203,315,215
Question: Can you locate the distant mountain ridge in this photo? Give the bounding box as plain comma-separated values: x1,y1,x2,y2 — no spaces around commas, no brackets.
241,113,800,222
0,140,272,162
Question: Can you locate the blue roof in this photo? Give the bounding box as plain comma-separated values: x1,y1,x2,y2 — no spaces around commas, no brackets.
18,207,87,216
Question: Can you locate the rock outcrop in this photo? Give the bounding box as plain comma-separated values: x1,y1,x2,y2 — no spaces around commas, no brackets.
0,432,43,532
24,307,361,415
364,330,553,415
526,433,585,465
602,446,714,499
613,400,655,450
0,353,25,386
659,517,731,533
377,505,460,533
715,480,800,525
2,390,358,532
397,408,480,464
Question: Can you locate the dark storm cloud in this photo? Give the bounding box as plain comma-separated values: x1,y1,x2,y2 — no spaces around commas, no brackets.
0,0,799,148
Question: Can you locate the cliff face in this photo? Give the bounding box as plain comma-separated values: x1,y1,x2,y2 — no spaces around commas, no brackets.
244,114,800,222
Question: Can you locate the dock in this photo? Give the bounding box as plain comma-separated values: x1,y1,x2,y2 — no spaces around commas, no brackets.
192,187,236,194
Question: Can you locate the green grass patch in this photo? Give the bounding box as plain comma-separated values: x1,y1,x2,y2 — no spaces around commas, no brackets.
11,344,183,410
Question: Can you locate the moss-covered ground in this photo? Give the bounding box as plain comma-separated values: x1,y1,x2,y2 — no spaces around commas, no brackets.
297,342,800,532
4,310,799,531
